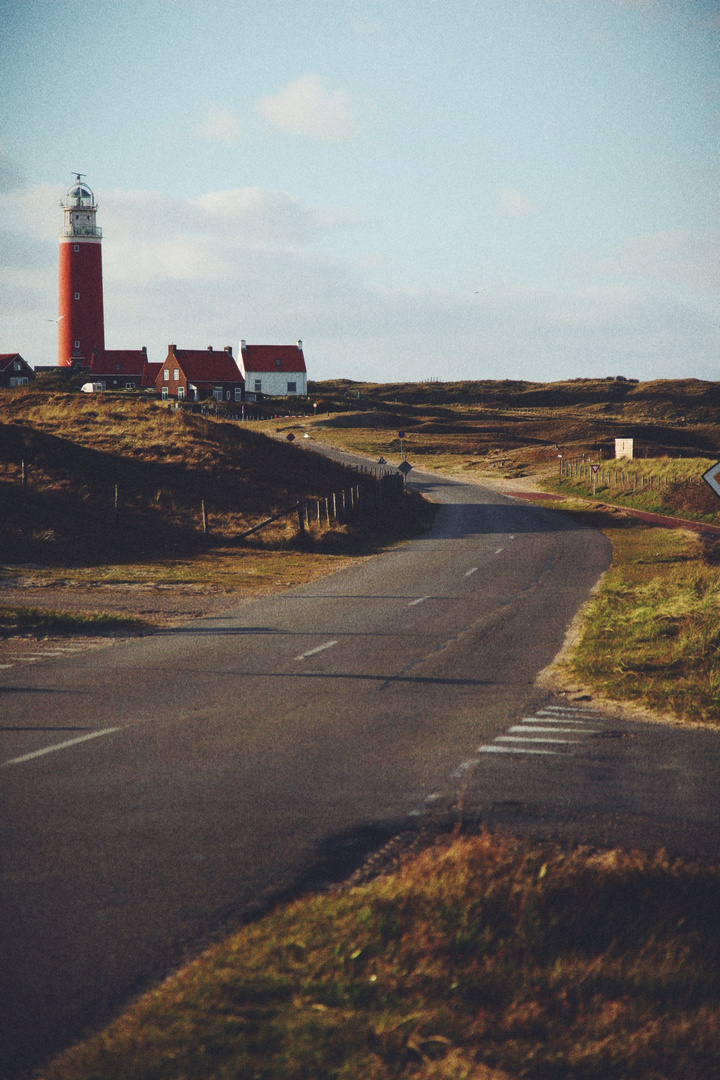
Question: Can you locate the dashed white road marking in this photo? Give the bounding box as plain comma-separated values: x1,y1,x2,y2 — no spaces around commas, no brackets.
0,664,13,670
477,744,561,755
518,717,595,725
408,596,431,606
2,727,122,768
496,734,581,745
465,567,479,577
510,724,597,735
294,639,338,661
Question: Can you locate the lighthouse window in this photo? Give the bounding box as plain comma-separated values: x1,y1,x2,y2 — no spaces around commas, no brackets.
74,340,80,349
74,292,80,300
74,244,79,251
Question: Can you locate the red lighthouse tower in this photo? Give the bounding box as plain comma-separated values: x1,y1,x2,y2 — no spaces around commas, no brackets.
58,175,105,367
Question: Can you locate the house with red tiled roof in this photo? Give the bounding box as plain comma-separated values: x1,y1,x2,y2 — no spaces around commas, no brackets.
238,340,307,400
88,347,152,390
0,353,35,388
156,345,245,402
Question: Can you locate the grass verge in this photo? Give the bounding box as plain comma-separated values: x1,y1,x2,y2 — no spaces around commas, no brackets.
0,605,151,638
40,830,720,1080
539,503,720,726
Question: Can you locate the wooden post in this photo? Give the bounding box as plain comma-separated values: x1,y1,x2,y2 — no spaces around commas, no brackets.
114,483,119,525
297,503,305,534
332,492,337,519
21,459,26,491
201,499,208,534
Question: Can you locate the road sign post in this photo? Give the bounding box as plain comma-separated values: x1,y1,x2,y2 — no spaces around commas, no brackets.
591,463,599,495
397,431,406,461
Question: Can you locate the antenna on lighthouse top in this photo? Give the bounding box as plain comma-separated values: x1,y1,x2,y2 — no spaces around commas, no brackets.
72,172,86,181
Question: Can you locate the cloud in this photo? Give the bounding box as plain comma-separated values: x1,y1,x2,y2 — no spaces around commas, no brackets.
192,103,243,144
494,187,541,219
0,147,26,193
257,74,365,141
1,181,717,384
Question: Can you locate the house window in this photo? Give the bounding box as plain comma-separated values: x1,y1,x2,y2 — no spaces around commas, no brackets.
161,386,168,399
177,386,185,400
173,369,179,381
75,292,80,300
234,388,242,402
274,358,282,369
125,382,135,391
287,382,297,393
213,387,222,401
163,369,170,381
115,363,122,371
9,377,28,387
14,361,21,370
254,379,262,393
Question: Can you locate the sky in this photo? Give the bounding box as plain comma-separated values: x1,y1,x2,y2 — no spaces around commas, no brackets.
0,0,719,384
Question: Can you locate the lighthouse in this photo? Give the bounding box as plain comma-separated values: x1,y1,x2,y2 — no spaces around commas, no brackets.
58,175,105,367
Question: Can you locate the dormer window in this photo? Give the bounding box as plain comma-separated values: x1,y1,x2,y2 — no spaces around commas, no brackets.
274,358,282,369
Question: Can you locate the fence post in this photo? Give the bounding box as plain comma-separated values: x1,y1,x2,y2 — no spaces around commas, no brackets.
297,503,305,534
21,459,27,491
114,483,119,525
201,499,208,534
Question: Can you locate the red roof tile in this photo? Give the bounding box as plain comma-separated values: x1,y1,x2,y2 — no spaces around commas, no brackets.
240,345,306,374
90,350,148,376
168,348,243,383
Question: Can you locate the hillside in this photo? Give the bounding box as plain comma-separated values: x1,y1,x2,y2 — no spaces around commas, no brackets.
0,390,387,567
307,377,720,465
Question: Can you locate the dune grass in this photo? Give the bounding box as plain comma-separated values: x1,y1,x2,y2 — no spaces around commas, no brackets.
40,830,720,1080
530,502,720,725
0,605,150,637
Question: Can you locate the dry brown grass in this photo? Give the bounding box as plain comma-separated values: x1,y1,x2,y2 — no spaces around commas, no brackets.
41,830,720,1080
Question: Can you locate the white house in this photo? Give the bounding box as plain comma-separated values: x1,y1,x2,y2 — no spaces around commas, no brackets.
238,340,307,400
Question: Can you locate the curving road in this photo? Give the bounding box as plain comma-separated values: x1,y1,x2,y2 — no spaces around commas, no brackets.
2,469,718,1078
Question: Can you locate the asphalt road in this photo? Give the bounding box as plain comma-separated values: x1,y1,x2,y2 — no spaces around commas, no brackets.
2,470,719,1078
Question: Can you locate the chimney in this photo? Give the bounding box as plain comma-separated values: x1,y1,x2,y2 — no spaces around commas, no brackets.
142,346,147,356
241,339,247,350
297,339,303,350
207,345,213,351
224,345,233,356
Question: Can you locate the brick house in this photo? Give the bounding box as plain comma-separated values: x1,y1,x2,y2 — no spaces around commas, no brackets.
0,353,35,388
156,345,245,402
88,347,156,390
238,341,307,400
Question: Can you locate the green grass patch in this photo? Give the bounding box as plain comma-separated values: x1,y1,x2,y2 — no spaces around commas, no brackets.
41,831,720,1080
543,458,720,526
544,506,720,725
0,605,151,638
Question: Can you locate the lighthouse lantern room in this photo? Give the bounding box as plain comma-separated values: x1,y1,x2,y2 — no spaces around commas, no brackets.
58,175,105,367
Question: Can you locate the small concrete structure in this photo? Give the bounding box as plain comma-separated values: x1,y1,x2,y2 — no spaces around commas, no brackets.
615,438,634,459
